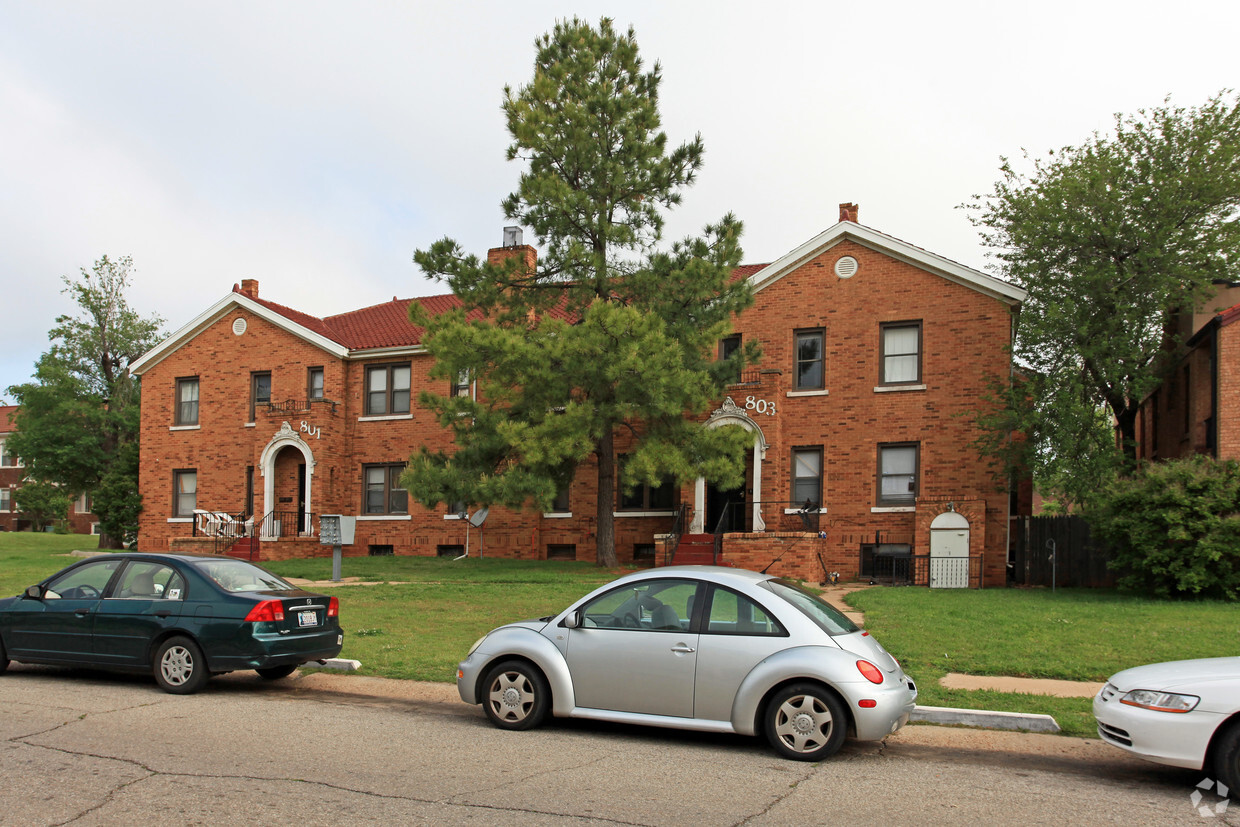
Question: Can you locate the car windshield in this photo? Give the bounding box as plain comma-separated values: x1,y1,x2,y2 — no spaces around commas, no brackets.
193,559,297,593
763,579,859,636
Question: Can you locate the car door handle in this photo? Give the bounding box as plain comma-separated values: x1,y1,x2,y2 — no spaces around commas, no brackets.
671,645,696,654
74,609,90,617
154,610,172,618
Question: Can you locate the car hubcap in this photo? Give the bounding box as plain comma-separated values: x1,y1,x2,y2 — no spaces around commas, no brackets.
161,646,193,685
775,695,831,753
489,672,534,722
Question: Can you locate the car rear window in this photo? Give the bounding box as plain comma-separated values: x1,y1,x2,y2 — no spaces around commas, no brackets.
193,560,297,593
762,579,859,636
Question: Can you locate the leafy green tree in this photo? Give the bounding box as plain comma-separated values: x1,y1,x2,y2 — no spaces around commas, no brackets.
14,480,71,532
407,17,756,566
969,92,1240,505
1090,455,1240,600
7,255,163,548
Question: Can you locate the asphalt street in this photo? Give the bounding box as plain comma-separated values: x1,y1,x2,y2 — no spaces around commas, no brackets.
1,664,1234,826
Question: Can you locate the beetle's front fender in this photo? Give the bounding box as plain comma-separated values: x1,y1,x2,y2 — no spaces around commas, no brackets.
458,625,575,715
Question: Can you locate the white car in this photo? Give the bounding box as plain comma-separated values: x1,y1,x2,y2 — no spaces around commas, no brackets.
1094,658,1240,793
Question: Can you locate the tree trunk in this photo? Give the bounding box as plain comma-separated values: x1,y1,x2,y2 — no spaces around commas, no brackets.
1114,405,1139,467
595,430,618,567
98,531,125,550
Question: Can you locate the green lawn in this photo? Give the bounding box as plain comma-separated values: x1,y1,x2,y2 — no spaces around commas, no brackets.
846,586,1240,737
4,534,1236,738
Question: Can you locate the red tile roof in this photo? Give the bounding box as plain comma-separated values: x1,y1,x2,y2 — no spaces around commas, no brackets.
244,265,762,351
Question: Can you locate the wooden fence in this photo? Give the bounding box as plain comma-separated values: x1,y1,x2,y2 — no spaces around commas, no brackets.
1010,515,1115,588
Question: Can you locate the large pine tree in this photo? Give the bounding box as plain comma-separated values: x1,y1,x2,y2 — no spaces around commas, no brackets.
406,17,756,566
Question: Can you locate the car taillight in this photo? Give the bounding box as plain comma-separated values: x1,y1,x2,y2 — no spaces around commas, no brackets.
245,600,285,622
857,659,884,684
327,596,339,618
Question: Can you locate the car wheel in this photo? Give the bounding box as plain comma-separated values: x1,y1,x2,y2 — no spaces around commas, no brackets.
482,660,550,731
1213,719,1240,799
256,664,298,680
153,636,208,695
765,683,848,761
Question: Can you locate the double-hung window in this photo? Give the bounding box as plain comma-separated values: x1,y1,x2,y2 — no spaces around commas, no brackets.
0,488,10,512
175,377,199,426
617,455,675,511
880,322,922,385
173,469,197,517
250,372,271,421
450,369,473,399
365,364,411,415
792,447,822,509
719,334,742,384
364,464,408,515
878,443,918,506
0,438,19,467
794,329,825,390
307,367,324,401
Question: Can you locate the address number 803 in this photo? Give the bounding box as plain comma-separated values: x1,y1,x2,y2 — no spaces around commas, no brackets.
745,396,777,416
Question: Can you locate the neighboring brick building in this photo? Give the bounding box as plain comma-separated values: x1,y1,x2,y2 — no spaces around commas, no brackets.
1136,283,1240,462
0,405,101,534
130,205,1027,585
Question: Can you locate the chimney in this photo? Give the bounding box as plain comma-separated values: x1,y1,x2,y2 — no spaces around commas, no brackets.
239,279,259,299
838,203,859,224
487,227,537,274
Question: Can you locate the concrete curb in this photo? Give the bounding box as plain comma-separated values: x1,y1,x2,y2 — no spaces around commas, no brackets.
912,704,1061,733
317,658,361,671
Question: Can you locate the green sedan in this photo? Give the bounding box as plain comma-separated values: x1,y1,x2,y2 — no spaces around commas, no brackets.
0,552,343,694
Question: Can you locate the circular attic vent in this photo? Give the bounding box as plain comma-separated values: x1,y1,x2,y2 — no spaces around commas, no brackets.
834,256,859,279
232,317,247,336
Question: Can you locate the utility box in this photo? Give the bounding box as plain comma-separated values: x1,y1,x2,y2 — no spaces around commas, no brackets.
320,515,356,546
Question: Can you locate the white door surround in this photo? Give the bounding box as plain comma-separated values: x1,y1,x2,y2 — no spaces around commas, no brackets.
259,421,316,538
692,398,769,534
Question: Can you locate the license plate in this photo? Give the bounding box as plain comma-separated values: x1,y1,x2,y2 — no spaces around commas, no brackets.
298,610,319,627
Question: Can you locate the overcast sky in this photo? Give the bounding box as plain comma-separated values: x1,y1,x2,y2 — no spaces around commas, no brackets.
1,0,1236,399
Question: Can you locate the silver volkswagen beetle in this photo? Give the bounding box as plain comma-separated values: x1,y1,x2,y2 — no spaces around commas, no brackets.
457,566,917,760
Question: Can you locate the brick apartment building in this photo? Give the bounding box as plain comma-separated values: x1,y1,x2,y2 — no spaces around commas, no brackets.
1136,283,1240,462
0,405,100,534
130,205,1027,585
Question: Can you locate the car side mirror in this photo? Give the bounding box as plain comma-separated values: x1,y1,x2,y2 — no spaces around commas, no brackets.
24,585,42,600
562,610,580,629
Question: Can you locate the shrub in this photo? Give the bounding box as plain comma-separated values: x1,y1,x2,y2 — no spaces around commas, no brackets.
1090,455,1240,600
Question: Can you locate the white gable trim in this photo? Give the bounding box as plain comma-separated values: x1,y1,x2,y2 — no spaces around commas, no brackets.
130,293,348,376
748,222,1026,306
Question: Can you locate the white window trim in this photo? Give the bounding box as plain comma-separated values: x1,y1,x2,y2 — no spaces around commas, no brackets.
870,506,915,513
614,510,677,518
167,517,193,523
443,513,464,520
542,511,573,518
874,384,926,393
784,507,827,515
357,514,412,521
786,389,829,398
358,414,415,422
169,425,201,431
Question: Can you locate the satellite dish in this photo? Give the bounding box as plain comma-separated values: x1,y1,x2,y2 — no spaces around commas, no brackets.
468,507,489,528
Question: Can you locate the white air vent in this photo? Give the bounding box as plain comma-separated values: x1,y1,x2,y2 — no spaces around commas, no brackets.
835,256,859,279
232,317,247,336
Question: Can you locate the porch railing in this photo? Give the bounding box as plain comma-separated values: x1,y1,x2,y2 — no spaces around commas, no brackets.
258,509,317,539
711,500,822,535
661,503,691,565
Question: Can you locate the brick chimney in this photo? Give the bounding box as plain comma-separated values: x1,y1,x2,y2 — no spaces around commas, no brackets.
838,203,859,223
487,227,537,274
239,279,259,299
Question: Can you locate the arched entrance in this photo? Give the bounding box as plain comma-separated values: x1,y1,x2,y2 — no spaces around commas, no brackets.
258,422,316,538
929,509,970,588
692,398,768,534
